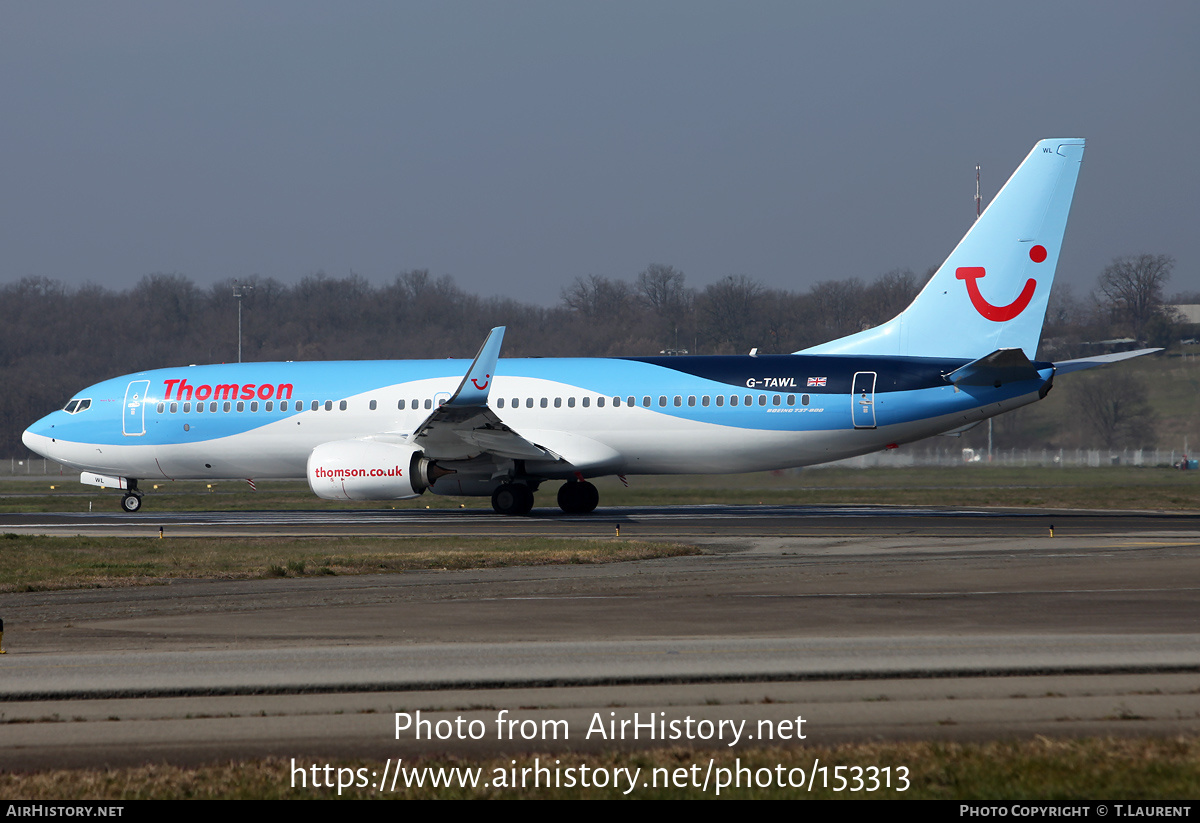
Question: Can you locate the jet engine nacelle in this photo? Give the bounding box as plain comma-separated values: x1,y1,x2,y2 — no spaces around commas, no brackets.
307,440,439,501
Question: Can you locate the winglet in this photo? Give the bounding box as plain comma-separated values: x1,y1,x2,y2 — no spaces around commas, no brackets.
445,326,505,407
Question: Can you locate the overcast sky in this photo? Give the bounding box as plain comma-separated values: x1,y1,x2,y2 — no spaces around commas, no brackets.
2,1,1196,305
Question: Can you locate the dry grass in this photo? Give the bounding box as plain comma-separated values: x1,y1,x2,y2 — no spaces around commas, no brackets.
3,737,1198,799
0,534,699,592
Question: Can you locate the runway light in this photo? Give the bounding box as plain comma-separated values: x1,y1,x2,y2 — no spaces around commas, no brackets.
1049,525,1054,537
615,525,620,538
159,526,164,539
0,617,6,654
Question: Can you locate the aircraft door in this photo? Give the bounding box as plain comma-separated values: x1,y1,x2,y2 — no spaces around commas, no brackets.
851,371,877,429
123,380,151,436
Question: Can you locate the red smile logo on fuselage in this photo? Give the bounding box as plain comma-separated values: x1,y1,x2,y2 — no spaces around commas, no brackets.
955,245,1046,322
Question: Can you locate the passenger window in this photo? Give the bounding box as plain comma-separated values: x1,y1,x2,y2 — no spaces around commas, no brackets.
627,396,635,406
687,396,695,406
568,397,576,408
612,397,620,407
339,400,347,411
787,395,795,406
716,395,724,406
540,398,548,408
250,401,258,412
424,399,432,409
745,395,753,406
674,396,683,407
730,395,738,407
594,397,602,408
658,396,667,407
369,400,377,411
772,395,781,406
554,397,561,408
210,402,218,412
497,398,505,408
170,402,178,413
526,398,534,408
398,400,405,410
802,394,810,406
184,402,192,413
236,401,244,412
643,396,652,407
266,401,274,411
701,396,709,407
156,403,165,413
325,400,333,411
581,397,589,408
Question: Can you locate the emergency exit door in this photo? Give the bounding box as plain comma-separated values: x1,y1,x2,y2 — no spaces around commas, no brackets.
123,380,150,436
851,371,877,429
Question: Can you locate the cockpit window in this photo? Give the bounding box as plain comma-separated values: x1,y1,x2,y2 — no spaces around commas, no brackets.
62,398,91,414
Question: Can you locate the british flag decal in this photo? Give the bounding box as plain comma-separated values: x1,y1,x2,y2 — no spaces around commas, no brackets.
807,377,827,387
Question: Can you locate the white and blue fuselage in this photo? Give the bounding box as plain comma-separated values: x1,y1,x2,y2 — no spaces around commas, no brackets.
25,139,1128,515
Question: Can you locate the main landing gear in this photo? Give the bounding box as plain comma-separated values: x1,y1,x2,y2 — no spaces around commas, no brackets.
120,479,143,513
490,480,599,515
557,480,598,514
491,482,535,516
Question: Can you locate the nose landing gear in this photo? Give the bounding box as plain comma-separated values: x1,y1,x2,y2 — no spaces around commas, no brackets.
120,479,143,513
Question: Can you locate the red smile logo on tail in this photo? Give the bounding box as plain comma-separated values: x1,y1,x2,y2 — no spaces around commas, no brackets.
471,374,490,390
955,246,1046,322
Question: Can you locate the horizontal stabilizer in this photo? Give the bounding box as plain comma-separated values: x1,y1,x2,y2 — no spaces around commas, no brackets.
945,348,1041,387
1053,348,1161,375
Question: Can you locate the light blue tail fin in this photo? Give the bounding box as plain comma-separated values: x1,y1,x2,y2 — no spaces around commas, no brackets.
799,138,1085,360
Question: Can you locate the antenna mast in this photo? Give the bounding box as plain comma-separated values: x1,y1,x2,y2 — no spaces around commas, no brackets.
975,164,982,221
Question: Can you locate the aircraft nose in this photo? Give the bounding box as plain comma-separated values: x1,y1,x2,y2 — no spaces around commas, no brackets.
22,415,55,455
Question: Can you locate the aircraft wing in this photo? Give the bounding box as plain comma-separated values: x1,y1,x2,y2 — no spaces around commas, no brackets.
404,327,561,462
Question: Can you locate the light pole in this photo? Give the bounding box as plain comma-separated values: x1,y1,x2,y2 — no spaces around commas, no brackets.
232,281,255,363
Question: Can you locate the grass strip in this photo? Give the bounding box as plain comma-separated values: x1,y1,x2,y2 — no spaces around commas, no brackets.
0,534,699,593
2,737,1198,799
3,466,1198,512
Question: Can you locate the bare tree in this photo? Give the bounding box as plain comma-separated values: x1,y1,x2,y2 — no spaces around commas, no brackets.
701,275,765,353
1069,369,1157,450
1097,254,1174,341
561,275,634,318
636,264,688,315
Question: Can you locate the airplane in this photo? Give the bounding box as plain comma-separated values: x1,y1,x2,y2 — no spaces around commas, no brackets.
21,138,1154,516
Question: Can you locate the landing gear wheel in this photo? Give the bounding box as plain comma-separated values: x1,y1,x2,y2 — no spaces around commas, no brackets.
121,493,143,513
491,483,535,516
557,480,599,514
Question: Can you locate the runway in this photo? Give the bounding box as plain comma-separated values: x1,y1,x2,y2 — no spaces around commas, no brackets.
1,504,1199,769
4,501,1200,537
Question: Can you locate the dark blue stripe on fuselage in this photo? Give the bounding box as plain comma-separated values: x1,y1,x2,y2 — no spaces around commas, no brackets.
619,354,1018,393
